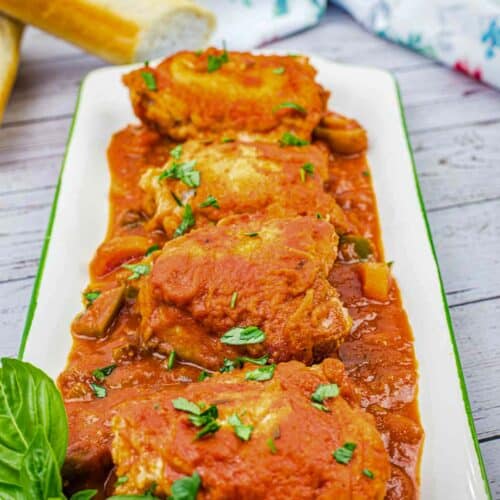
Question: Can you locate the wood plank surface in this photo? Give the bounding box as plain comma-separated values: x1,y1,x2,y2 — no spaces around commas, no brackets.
0,5,498,493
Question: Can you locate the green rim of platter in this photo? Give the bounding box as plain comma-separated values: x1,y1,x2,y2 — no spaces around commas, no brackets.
17,65,492,498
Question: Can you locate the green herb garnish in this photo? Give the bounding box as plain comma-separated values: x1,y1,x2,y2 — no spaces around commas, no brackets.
362,170,370,177
300,162,314,182
244,232,259,237
159,160,200,188
363,468,375,479
174,204,195,237
200,195,220,209
189,405,220,439
311,383,339,403
272,67,285,75
115,475,129,486
84,290,101,305
207,48,229,72
273,102,306,114
311,402,331,412
230,291,238,309
221,137,235,143
220,326,266,345
170,144,183,160
333,442,357,464
198,370,212,381
167,350,176,370
170,190,183,207
228,414,253,441
90,383,106,398
339,235,373,260
141,71,157,91
122,263,151,280
219,354,269,373
267,437,278,454
145,244,160,256
172,397,202,415
92,364,116,381
245,364,276,382
279,131,309,147
170,471,201,500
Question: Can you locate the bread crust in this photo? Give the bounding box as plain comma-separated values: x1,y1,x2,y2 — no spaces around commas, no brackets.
0,0,215,63
0,14,23,123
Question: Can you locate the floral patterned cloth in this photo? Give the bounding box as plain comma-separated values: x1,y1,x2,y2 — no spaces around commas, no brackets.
197,0,500,89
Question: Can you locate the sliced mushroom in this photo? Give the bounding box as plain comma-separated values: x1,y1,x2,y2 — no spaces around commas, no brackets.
72,285,126,338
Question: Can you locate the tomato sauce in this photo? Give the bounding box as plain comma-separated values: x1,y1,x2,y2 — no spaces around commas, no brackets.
58,125,422,498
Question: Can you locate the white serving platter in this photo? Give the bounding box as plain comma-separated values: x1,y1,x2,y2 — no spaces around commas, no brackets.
19,53,491,499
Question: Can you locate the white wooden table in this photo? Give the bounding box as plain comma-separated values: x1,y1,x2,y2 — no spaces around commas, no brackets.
0,6,499,496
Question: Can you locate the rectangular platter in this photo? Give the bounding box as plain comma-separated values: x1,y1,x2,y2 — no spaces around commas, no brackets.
18,52,491,499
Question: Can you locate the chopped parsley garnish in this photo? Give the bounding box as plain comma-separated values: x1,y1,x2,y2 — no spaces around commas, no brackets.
172,397,201,415
159,160,200,188
174,204,195,237
230,291,238,309
300,162,314,182
141,71,157,91
339,234,373,260
115,475,128,486
244,232,259,237
272,66,285,75
170,144,183,160
311,402,331,412
333,442,357,464
207,48,229,72
200,195,220,209
84,290,101,305
198,370,212,381
273,102,306,114
167,350,176,370
122,262,151,280
267,437,278,454
170,471,202,500
144,60,149,67
144,481,158,496
92,364,116,381
245,364,276,382
219,354,269,373
221,137,235,143
145,243,160,256
316,213,322,219
279,131,309,147
170,190,183,207
362,170,370,177
228,414,253,441
363,468,375,479
172,398,220,439
311,383,339,403
89,383,106,398
194,49,203,56
220,326,266,345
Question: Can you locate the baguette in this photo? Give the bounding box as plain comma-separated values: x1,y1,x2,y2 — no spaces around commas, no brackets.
0,14,22,124
0,0,215,64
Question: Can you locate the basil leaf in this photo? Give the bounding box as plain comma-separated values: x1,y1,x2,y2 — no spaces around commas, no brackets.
172,397,201,415
279,132,309,147
333,442,357,464
245,364,276,382
273,102,306,114
220,326,266,345
0,358,68,485
70,489,98,499
19,426,62,499
174,204,195,238
141,72,157,91
311,383,339,404
171,471,201,500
